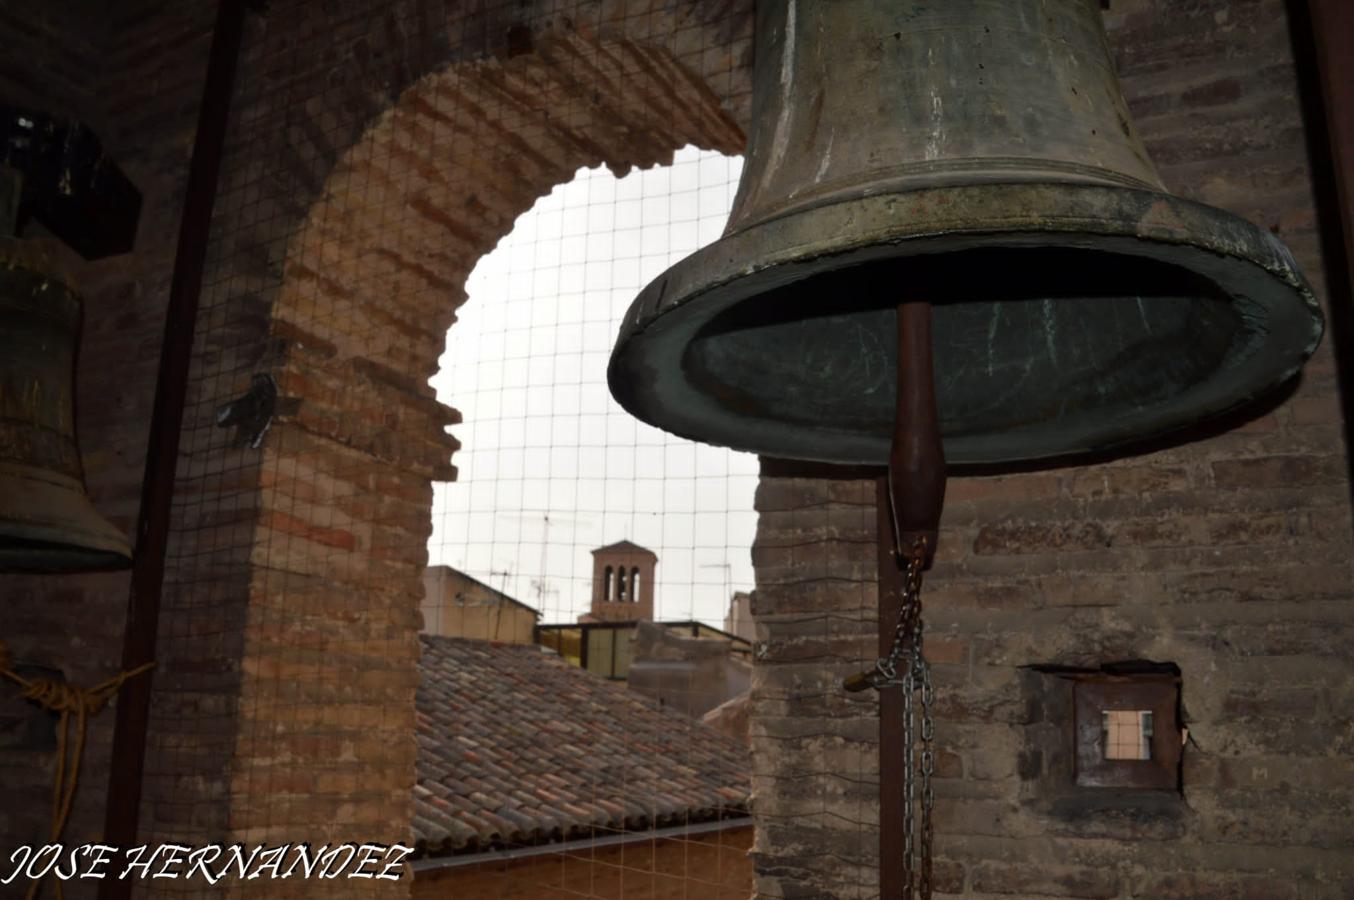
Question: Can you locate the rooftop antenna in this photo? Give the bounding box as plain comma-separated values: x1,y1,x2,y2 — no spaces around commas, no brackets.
531,577,559,605
488,567,512,594
699,561,733,623
498,510,592,617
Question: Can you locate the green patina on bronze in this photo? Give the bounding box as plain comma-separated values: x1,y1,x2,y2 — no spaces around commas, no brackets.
608,0,1324,467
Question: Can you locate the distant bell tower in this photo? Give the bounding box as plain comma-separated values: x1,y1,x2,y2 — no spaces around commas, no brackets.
584,540,657,623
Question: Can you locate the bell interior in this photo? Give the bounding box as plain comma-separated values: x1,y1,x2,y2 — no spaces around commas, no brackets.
0,539,131,573
683,246,1252,460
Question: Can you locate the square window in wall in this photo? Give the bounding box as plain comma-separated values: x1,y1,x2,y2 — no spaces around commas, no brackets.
1102,709,1153,760
1074,676,1181,790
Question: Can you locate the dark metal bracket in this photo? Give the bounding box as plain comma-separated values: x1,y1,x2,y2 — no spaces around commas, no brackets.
0,109,142,259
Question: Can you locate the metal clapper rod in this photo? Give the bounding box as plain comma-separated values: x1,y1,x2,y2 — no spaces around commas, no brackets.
843,299,946,899
845,298,945,684
889,298,946,563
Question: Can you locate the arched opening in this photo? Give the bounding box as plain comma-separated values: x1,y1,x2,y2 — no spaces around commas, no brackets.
631,566,641,602
223,22,751,879
603,565,613,602
428,147,758,628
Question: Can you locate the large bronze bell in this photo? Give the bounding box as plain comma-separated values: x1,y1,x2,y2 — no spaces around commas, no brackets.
609,0,1324,466
0,249,131,571
0,111,141,572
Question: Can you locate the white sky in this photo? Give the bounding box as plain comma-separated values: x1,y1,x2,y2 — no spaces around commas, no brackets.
428,146,757,627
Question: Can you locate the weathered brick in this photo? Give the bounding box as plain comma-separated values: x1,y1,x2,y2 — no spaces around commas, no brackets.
1136,871,1301,900
1066,464,1190,499
970,861,1119,898
1181,76,1244,107
972,520,1112,555
1211,454,1347,489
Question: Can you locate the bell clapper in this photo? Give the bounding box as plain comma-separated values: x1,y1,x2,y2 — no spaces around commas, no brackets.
843,299,946,899
889,299,947,563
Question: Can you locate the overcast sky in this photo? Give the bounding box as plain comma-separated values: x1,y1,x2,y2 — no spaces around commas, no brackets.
428,146,757,627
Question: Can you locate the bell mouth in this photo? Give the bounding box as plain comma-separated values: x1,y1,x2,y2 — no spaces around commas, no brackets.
0,539,132,573
609,183,1323,467
0,465,133,573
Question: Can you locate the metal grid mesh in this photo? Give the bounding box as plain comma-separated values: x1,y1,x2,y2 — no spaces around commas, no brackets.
429,148,756,628
136,2,872,897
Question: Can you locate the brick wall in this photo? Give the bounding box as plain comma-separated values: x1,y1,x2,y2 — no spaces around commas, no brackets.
129,2,752,897
588,546,658,623
0,0,748,892
748,1,1354,897
4,1,753,894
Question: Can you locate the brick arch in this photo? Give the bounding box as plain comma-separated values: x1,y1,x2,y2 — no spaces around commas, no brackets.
272,29,743,474
224,26,745,881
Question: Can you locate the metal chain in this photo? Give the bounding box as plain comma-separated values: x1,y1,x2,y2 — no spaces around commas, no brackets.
846,540,926,693
842,536,934,900
915,617,934,900
902,660,915,896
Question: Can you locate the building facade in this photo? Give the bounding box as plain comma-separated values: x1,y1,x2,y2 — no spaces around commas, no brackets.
420,565,539,644
722,591,755,643
583,540,657,624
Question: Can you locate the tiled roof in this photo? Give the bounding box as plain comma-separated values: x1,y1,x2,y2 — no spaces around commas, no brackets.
591,539,657,557
414,635,751,857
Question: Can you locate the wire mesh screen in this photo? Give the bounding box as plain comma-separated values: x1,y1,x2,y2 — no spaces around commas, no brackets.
135,1,881,898
428,148,756,629
17,1,1338,899
419,144,763,895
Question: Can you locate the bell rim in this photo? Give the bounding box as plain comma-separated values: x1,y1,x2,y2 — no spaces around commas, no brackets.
0,462,133,572
609,181,1325,467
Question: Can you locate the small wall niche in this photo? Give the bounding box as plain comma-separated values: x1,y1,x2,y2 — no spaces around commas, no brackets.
1073,673,1181,790
1018,660,1187,835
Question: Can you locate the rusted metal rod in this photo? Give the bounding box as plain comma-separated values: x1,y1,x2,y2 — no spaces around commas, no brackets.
100,2,248,893
888,299,947,567
879,299,946,897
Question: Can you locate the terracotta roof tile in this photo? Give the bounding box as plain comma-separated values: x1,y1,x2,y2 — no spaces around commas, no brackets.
591,539,657,557
415,635,750,856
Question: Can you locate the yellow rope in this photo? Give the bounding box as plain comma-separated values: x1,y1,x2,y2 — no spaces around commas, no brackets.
0,640,153,900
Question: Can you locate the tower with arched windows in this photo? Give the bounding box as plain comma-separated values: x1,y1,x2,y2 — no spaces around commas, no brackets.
586,540,657,623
